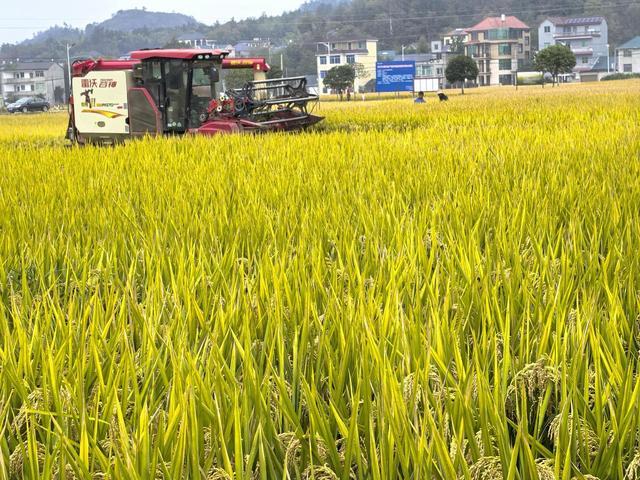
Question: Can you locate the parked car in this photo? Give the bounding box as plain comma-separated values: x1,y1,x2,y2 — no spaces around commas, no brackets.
7,97,50,113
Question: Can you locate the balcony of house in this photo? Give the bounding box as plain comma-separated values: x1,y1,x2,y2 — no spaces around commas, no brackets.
554,31,600,40
470,51,491,59
2,76,41,84
467,46,490,59
317,41,371,55
571,47,594,56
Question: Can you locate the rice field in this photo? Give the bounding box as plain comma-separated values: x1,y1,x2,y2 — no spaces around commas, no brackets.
1,81,640,480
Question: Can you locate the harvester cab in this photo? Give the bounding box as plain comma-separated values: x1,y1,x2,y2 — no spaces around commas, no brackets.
67,49,322,144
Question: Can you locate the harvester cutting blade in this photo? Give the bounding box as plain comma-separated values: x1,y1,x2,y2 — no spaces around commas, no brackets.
226,76,323,132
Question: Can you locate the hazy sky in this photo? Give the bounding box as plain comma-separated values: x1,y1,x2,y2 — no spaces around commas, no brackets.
0,0,305,44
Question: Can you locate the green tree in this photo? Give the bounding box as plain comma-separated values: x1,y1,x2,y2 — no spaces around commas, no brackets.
417,35,429,54
450,37,465,55
323,64,355,99
54,86,65,104
223,69,254,90
266,65,283,79
534,44,576,87
445,55,479,94
353,62,370,92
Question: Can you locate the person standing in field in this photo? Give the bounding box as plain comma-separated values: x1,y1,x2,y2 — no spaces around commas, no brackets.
414,91,426,103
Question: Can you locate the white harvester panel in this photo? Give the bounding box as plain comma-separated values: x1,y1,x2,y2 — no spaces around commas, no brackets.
72,70,131,135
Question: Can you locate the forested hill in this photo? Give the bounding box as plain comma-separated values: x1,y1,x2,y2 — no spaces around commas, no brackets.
1,1,637,75
204,0,637,50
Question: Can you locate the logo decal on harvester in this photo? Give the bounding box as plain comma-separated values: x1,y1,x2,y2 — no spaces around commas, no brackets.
81,79,118,88
81,109,124,119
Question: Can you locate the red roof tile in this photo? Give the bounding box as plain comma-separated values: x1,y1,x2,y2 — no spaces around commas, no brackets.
467,16,529,31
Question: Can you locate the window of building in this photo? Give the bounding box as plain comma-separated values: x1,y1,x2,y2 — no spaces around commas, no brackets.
518,44,524,54
330,55,340,64
346,54,355,64
416,64,432,76
358,41,365,49
582,56,589,64
436,68,443,75
331,43,336,49
499,59,512,70
624,64,632,72
544,26,551,33
624,49,632,57
320,71,327,79
544,42,550,48
319,56,327,65
14,72,25,78
499,74,512,85
498,44,511,55
488,28,509,40
471,32,478,41
35,70,44,77
348,42,352,50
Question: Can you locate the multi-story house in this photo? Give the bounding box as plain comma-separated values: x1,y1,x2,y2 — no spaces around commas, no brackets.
316,39,377,93
0,61,65,104
616,36,640,74
464,15,531,86
538,17,609,81
176,33,216,49
233,38,272,58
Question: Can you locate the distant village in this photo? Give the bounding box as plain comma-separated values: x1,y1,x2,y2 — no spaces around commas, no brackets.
1,13,639,105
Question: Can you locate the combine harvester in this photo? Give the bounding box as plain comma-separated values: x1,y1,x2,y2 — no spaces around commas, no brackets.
67,49,322,144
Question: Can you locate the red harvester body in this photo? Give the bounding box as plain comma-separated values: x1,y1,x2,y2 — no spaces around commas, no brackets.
67,49,322,144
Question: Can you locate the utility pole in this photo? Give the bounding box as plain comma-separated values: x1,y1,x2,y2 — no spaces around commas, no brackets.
318,42,332,93
401,45,406,61
66,43,74,100
606,44,610,73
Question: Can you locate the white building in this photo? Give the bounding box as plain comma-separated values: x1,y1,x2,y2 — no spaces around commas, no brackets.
176,33,216,49
616,36,640,74
538,17,609,81
316,39,378,93
0,61,65,104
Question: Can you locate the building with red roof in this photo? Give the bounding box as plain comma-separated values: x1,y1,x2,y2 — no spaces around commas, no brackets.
467,16,530,31
463,14,532,86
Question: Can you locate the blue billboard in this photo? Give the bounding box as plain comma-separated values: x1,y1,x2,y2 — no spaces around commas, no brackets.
376,61,416,92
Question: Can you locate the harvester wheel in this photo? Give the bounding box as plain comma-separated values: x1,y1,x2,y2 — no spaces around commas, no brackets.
42,106,49,112
22,107,28,114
